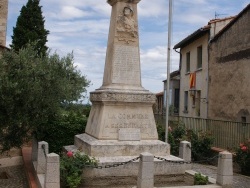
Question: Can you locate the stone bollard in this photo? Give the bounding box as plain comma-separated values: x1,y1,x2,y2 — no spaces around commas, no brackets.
45,153,60,188
179,141,191,162
137,152,154,188
216,151,233,187
179,141,192,170
37,141,48,174
32,136,38,161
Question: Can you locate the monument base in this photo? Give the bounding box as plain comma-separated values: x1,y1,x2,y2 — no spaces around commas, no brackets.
64,134,190,187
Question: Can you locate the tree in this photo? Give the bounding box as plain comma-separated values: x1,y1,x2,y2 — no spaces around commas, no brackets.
0,43,90,152
11,0,49,56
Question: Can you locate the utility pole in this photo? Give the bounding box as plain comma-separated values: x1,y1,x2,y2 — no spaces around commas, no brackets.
165,0,173,143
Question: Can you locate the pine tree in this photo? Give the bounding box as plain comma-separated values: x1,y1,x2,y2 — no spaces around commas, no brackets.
11,0,49,56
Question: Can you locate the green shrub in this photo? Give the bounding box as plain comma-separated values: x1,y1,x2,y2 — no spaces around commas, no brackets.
36,112,87,153
157,124,165,142
156,122,214,161
194,173,209,185
235,139,250,175
187,130,214,161
60,151,97,188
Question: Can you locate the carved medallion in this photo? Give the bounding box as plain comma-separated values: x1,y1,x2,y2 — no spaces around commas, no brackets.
116,4,138,44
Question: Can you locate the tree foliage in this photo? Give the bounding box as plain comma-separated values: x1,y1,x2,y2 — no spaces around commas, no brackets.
0,44,90,152
11,0,49,56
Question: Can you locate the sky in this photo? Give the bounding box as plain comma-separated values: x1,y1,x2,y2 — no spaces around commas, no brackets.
6,0,249,102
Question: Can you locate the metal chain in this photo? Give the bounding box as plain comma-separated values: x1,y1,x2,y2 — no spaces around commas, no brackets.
84,156,140,169
154,154,220,164
192,154,220,164
154,156,192,164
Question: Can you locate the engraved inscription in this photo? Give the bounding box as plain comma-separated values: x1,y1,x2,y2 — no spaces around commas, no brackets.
119,128,141,141
112,45,140,84
90,92,156,103
103,112,156,138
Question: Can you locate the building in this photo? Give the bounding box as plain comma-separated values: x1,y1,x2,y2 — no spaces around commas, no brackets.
0,0,8,47
173,17,234,118
163,70,180,115
155,91,164,115
208,4,250,122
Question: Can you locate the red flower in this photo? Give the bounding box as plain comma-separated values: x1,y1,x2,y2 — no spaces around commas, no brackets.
67,151,73,157
241,146,248,152
240,143,244,147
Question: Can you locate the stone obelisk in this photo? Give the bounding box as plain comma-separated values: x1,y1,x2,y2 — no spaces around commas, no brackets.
67,1,186,186
85,0,158,141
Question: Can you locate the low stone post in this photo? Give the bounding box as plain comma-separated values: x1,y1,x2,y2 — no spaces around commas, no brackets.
137,152,154,188
37,141,48,174
179,141,192,170
32,135,38,161
179,141,191,161
45,153,60,188
216,151,233,187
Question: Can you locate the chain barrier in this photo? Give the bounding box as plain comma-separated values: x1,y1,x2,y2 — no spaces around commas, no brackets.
154,154,220,165
154,156,191,164
188,145,220,164
84,156,140,169
41,144,47,157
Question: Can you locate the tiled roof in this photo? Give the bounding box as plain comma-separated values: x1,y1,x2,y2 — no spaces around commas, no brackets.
173,16,237,49
211,3,250,42
173,27,210,49
155,91,164,96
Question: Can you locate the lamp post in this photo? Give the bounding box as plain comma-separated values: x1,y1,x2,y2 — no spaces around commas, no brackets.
165,0,173,143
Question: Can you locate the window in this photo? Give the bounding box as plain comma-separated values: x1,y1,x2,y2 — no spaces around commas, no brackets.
196,90,201,117
197,46,202,69
186,52,190,73
242,116,246,123
184,91,188,112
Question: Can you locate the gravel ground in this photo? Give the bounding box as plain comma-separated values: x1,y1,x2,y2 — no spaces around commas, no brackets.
192,163,250,188
0,165,29,188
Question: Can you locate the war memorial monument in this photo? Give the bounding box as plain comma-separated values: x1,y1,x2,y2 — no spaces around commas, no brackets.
66,0,187,186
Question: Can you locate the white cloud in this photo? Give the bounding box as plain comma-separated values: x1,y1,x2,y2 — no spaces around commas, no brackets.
49,6,90,20
6,0,248,102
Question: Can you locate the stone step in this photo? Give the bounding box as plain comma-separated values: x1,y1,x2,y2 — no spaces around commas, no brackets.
74,133,170,157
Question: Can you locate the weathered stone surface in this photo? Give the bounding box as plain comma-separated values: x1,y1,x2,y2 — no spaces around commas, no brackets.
85,98,158,140
82,155,185,178
208,8,250,122
118,128,141,141
216,151,233,186
0,0,8,46
74,134,170,157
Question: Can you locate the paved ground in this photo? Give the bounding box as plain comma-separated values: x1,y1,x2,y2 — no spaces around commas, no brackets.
192,163,250,188
1,163,250,188
0,165,29,188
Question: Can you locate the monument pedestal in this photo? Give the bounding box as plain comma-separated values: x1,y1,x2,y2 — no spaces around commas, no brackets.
65,134,187,187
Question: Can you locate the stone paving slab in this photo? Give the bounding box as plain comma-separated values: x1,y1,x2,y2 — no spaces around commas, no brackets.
192,163,250,188
0,165,29,188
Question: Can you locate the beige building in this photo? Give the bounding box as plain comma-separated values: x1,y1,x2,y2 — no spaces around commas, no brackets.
0,0,8,57
0,0,8,47
208,4,250,122
163,70,180,115
174,17,234,118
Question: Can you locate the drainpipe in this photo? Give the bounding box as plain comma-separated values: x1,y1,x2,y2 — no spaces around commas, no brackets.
207,36,211,119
